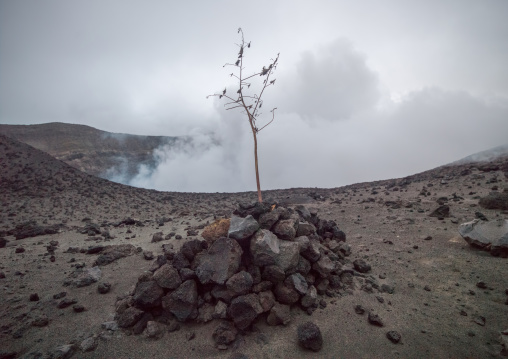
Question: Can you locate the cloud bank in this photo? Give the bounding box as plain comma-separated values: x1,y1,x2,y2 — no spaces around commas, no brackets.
120,39,508,192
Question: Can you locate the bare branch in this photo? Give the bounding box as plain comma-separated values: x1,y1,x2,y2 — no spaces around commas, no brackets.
257,108,277,133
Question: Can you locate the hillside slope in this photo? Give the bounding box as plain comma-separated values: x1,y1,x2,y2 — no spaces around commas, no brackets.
0,122,180,182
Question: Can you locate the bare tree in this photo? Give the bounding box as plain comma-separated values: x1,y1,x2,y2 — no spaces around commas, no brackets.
207,28,279,203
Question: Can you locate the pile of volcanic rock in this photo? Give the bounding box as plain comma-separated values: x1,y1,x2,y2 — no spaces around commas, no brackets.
115,203,364,348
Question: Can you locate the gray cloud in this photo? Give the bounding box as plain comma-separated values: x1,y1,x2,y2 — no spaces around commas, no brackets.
275,38,380,121
1,1,508,192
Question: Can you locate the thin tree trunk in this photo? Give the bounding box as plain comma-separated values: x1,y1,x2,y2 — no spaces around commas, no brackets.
251,127,263,203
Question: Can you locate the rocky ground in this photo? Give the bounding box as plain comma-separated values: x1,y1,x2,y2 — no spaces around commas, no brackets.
1,133,507,359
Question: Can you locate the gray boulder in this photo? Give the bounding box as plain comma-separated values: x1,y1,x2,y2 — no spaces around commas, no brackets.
296,221,317,237
226,271,254,297
313,255,336,278
267,302,291,326
273,218,299,241
132,280,164,309
258,208,283,230
250,229,280,267
117,306,144,328
65,266,102,288
301,285,318,308
228,215,260,243
285,273,308,295
479,192,508,210
194,237,243,285
277,241,300,273
153,264,182,290
459,219,508,256
161,279,198,322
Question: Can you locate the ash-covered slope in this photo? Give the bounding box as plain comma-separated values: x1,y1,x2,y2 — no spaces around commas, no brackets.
0,122,180,182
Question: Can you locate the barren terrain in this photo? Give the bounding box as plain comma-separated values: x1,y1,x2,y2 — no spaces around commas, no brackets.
1,133,507,359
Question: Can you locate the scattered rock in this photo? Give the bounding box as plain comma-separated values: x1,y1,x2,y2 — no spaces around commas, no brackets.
79,336,98,352
353,259,371,273
297,321,323,352
144,321,166,339
429,205,450,218
386,331,401,343
368,312,384,327
479,192,508,210
213,320,238,346
266,302,291,326
97,282,111,294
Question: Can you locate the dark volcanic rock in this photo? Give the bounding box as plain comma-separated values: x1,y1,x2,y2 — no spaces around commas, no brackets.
233,202,272,220
195,237,243,285
64,266,102,287
262,265,286,284
429,205,450,218
250,229,280,267
10,220,60,240
386,330,401,343
180,239,205,261
266,302,291,326
97,282,111,294
297,321,323,352
213,320,238,346
479,192,508,210
226,271,254,297
228,293,263,330
228,215,260,243
94,244,136,266
151,232,164,243
368,312,384,327
353,259,371,273
132,280,164,309
117,306,144,328
273,218,299,241
153,264,182,290
161,279,198,322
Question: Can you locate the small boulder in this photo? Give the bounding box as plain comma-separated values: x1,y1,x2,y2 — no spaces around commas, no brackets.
151,232,164,243
353,259,371,273
250,229,280,267
228,293,263,330
226,271,253,297
153,264,182,290
132,280,164,309
144,321,166,339
267,302,291,326
297,321,323,352
228,215,260,244
429,205,450,218
195,237,243,285
97,282,111,294
161,279,198,322
273,218,299,241
213,320,238,346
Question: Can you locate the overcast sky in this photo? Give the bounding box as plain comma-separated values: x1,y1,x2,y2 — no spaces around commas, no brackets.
1,0,508,192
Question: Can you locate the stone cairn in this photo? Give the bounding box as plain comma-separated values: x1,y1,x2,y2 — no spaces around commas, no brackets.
115,202,365,348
